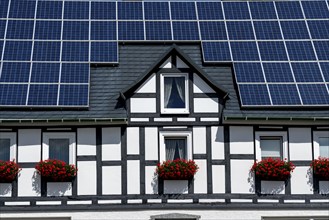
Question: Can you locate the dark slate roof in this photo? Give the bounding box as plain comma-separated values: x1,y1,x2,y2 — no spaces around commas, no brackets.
0,44,328,121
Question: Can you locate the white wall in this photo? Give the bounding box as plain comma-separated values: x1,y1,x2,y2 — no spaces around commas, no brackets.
127,160,140,194
77,128,96,156
130,98,156,113
211,126,225,160
290,166,313,194
145,166,157,194
212,165,225,193
193,160,207,194
127,127,139,155
135,73,156,93
289,128,313,161
231,160,254,194
193,127,206,154
145,127,158,161
193,73,215,93
18,129,41,162
102,127,121,161
230,126,254,154
77,161,97,195
17,168,40,197
102,166,122,195
194,98,218,113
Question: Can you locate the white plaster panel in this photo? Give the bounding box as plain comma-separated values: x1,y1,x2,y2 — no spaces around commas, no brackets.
18,129,41,162
136,73,156,93
230,126,254,155
102,127,121,161
102,166,122,195
17,168,40,197
290,166,313,194
261,181,285,194
145,127,158,161
164,180,188,194
194,98,218,113
160,57,172,68
77,128,96,156
212,165,225,193
193,127,206,154
0,183,12,197
130,98,156,113
127,127,139,155
47,182,72,196
230,160,254,194
145,166,157,194
289,128,312,161
77,161,97,195
127,160,140,194
193,73,215,93
211,126,225,160
177,57,189,68
194,160,207,194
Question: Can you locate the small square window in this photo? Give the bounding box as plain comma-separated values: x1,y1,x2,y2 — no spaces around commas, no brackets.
314,131,329,158
0,133,16,161
260,137,282,160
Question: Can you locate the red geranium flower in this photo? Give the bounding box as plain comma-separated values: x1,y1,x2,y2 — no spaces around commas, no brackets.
0,160,21,183
311,157,329,180
156,159,199,180
35,159,77,182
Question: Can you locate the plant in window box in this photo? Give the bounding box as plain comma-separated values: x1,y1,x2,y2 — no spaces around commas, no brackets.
35,159,77,182
311,157,329,180
156,159,199,180
250,157,295,181
0,160,21,183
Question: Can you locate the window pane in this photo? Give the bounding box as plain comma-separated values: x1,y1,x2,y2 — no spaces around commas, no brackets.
164,77,186,109
261,138,281,159
165,138,186,160
0,139,10,161
49,138,69,163
319,137,329,158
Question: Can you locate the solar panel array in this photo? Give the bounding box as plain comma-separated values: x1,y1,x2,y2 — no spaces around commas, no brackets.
0,0,328,107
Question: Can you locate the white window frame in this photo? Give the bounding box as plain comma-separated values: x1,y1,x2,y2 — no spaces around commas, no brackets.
255,132,288,161
159,131,192,162
0,132,16,161
43,132,76,164
160,73,189,114
313,131,329,158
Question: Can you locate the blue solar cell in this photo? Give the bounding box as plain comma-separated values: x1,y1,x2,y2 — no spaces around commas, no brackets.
64,1,89,19
230,42,259,61
308,20,329,40
27,84,58,106
258,41,288,61
0,0,9,18
249,2,277,19
36,1,62,19
320,62,329,82
144,2,170,20
9,0,36,18
286,41,316,61
275,1,304,19
292,63,324,82
314,41,329,60
253,21,282,40
6,20,34,39
200,22,226,40
0,62,30,82
280,21,309,40
31,63,60,83
61,63,89,83
63,21,89,41
239,84,271,106
146,22,172,41
59,85,89,106
118,21,144,41
91,42,118,63
4,41,32,61
202,42,231,62
263,63,294,83
197,2,223,20
118,2,143,20
33,41,61,61
234,63,265,83
91,21,116,41
223,2,250,20
172,22,199,41
0,41,3,54
226,21,254,40
0,20,6,39
269,84,301,105
171,2,196,20
91,2,116,20
34,21,62,40
302,1,329,19
0,84,27,106
62,42,89,62
298,84,329,105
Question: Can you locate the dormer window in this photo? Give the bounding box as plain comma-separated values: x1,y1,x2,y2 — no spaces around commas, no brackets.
160,73,189,114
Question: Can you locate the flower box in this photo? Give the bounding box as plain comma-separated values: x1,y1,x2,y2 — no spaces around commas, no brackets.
311,157,329,181
260,180,285,195
47,182,72,197
319,181,329,194
156,159,199,180
163,180,189,194
35,159,77,182
0,160,21,183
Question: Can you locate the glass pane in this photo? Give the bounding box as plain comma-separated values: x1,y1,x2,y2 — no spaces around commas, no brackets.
319,137,329,158
164,77,186,109
49,138,69,163
0,138,10,161
261,138,281,159
165,138,186,160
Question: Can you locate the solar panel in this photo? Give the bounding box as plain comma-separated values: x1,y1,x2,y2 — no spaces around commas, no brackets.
3,41,32,61
319,62,329,82
298,84,329,105
118,21,144,41
35,21,62,40
61,63,90,83
269,84,301,105
91,21,116,41
144,2,170,20
226,21,254,40
0,21,6,39
172,22,199,41
197,2,223,20
286,41,316,61
308,20,329,40
199,22,227,40
62,42,89,62
275,1,304,19
263,63,294,83
302,1,329,19
0,0,9,18
314,41,329,60
280,21,310,40
223,2,250,20
63,21,89,40
91,42,118,63
118,2,143,20
36,1,62,19
31,63,60,83
59,85,89,106
27,84,58,106
170,2,197,20
249,2,276,19
230,42,259,61
6,20,34,39
9,0,36,19
258,41,288,61
238,84,271,106
33,41,61,61
145,21,172,41
64,1,89,19
233,63,265,83
91,2,116,20
291,63,324,82
0,62,30,82
253,21,282,40
202,42,231,62
0,84,28,106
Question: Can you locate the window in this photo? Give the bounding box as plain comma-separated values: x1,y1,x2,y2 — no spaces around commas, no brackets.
159,131,192,161
43,133,76,164
255,132,287,161
313,131,329,158
0,133,16,161
160,73,189,114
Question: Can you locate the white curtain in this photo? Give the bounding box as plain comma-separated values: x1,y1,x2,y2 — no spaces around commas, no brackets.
176,139,186,159
0,139,10,161
164,77,173,108
165,139,176,160
175,77,185,104
49,139,70,163
165,139,186,160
